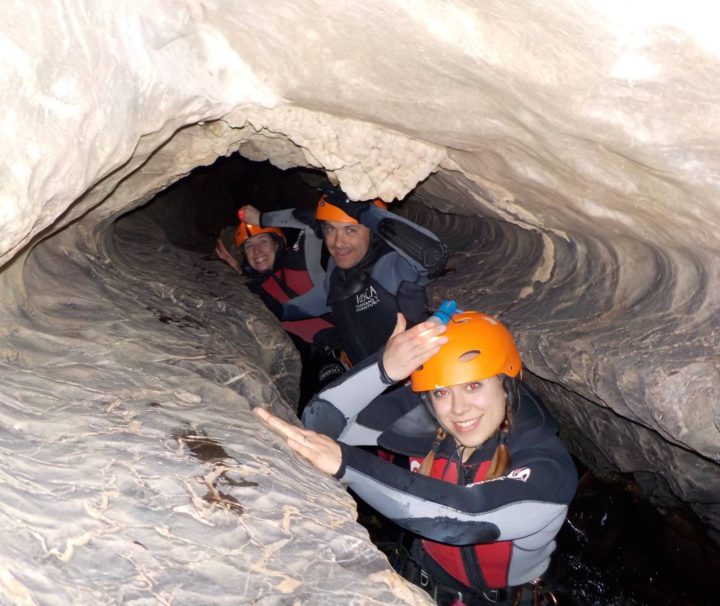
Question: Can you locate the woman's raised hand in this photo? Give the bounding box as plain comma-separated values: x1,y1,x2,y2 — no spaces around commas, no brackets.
254,408,342,476
240,205,261,226
381,313,448,382
215,239,241,272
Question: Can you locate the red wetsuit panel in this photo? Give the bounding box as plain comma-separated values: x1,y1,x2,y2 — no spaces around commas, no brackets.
282,268,313,296
261,269,311,303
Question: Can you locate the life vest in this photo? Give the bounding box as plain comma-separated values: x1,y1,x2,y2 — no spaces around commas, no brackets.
260,267,334,344
330,278,400,365
409,454,513,590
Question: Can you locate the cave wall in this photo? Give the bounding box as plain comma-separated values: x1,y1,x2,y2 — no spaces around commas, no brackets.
1,1,719,602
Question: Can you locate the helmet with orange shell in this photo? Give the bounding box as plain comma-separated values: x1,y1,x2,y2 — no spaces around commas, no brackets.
234,207,286,249
315,188,388,224
410,311,522,393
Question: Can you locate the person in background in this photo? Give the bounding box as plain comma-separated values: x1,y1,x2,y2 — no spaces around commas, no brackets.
215,211,345,411
241,186,448,366
256,308,577,605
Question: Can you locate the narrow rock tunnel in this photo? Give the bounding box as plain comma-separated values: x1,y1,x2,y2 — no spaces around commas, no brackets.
2,2,720,605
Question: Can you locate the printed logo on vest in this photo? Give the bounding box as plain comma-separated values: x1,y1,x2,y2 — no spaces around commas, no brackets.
507,467,531,482
356,285,380,311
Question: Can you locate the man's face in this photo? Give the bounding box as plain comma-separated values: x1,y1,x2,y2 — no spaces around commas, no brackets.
321,221,371,269
243,233,278,272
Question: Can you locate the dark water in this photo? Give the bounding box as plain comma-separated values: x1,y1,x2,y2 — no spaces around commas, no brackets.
356,465,718,606
548,469,717,606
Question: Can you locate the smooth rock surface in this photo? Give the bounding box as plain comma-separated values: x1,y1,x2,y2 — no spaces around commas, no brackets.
0,208,431,604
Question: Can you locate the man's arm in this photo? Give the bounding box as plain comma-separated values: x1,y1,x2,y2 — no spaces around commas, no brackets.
258,207,326,289
280,283,331,320
361,205,448,281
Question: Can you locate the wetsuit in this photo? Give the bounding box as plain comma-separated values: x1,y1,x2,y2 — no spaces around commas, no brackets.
244,230,336,348
261,206,448,365
243,226,345,406
302,353,578,597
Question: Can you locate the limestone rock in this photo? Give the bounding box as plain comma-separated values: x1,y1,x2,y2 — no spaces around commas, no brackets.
1,1,719,602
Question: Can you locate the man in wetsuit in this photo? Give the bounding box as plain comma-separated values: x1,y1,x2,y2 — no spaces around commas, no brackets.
241,187,448,366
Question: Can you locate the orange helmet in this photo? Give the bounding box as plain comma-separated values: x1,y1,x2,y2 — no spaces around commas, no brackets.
410,312,521,392
315,193,388,224
234,221,285,248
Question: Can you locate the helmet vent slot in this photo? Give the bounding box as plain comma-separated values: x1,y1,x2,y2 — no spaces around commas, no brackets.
458,350,481,363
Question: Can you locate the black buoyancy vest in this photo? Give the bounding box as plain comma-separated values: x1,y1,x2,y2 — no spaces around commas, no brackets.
325,240,401,364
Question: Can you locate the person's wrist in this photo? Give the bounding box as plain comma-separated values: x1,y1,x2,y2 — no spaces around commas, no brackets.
378,348,397,384
332,443,348,479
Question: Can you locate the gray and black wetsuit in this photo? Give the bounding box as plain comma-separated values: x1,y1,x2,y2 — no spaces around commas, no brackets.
302,353,578,592
262,205,448,365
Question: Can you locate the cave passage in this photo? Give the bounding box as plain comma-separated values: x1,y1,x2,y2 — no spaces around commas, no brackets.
120,154,717,606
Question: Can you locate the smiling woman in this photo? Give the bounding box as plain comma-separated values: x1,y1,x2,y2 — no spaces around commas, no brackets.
409,311,523,478
216,209,346,410
258,310,578,605
243,232,280,273
427,377,507,455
